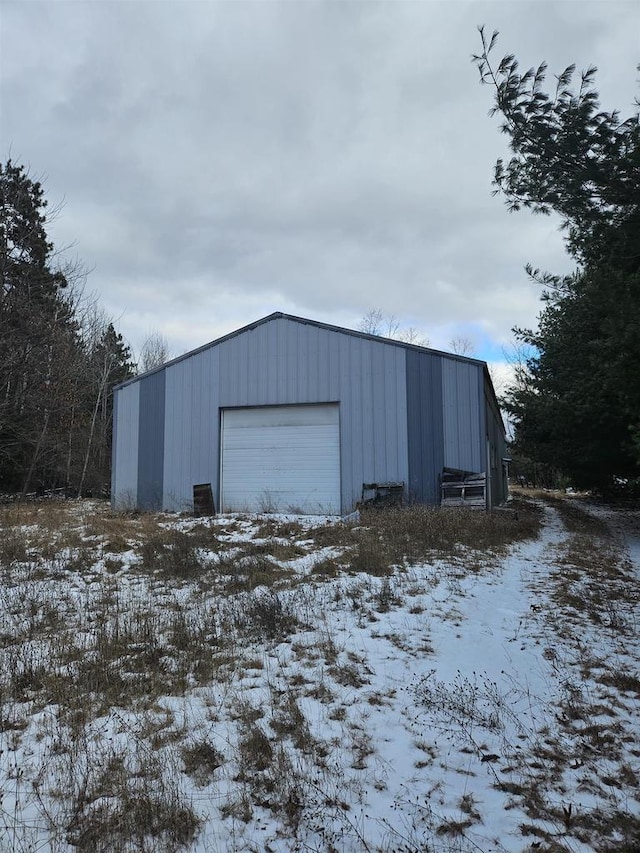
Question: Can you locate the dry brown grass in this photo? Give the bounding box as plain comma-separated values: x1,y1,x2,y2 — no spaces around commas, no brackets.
31,714,200,853
0,498,75,530
362,501,541,558
597,671,640,697
549,517,636,638
253,518,305,540
0,582,226,715
307,501,542,577
215,551,296,592
181,740,225,786
546,495,612,537
1,498,542,586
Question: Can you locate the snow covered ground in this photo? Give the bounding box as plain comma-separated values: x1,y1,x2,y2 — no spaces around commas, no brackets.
0,497,638,852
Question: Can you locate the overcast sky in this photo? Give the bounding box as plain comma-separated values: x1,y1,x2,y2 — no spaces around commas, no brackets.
2,1,638,374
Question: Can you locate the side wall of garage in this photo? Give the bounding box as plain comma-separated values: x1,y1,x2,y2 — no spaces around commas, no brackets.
111,381,140,509
485,378,508,506
441,358,485,475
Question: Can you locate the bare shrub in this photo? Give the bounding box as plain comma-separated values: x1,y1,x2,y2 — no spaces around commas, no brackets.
240,591,300,640
34,714,200,852
254,518,304,540
181,740,225,786
311,555,342,577
375,577,401,611
224,552,284,591
238,721,273,775
270,690,315,754
66,786,199,852
0,526,29,570
414,671,512,736
139,529,206,580
348,530,394,575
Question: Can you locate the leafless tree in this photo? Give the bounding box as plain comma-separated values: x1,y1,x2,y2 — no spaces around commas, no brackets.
139,330,171,373
358,309,429,346
449,336,476,357
396,326,428,346
359,308,394,337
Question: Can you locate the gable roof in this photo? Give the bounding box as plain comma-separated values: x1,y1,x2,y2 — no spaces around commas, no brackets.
116,311,505,436
118,311,490,391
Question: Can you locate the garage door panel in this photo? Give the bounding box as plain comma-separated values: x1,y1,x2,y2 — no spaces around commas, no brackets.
223,406,338,429
221,405,340,514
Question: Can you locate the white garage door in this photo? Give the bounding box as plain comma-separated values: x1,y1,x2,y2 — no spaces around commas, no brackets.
220,404,341,514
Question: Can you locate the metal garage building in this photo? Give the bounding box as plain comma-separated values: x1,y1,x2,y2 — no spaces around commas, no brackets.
111,312,507,514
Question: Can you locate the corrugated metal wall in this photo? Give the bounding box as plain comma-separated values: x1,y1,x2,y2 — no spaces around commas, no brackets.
113,314,502,513
405,350,444,504
441,359,485,474
137,369,166,509
163,347,220,513
485,383,507,506
111,381,140,508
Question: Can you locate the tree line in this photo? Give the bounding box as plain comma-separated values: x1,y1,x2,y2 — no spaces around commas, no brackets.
474,29,640,495
0,160,165,497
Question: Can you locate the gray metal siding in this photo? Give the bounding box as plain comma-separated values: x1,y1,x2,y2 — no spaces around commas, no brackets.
162,316,408,513
137,369,166,509
163,348,220,512
406,350,444,504
442,359,483,473
111,390,118,501
112,381,140,509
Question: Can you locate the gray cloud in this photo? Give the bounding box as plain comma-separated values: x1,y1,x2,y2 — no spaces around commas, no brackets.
2,0,638,363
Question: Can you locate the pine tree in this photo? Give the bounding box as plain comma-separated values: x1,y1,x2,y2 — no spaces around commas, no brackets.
77,323,135,496
0,161,135,496
473,30,640,492
0,160,75,491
